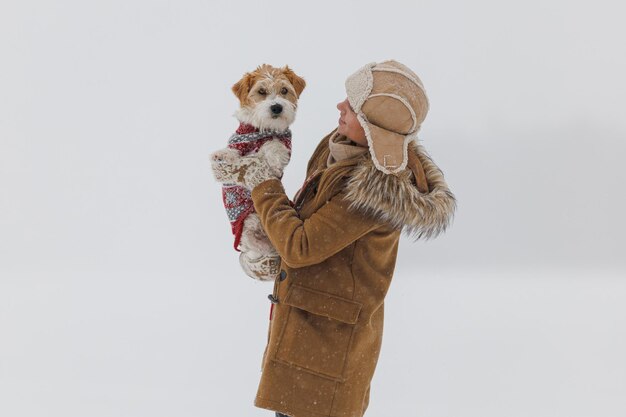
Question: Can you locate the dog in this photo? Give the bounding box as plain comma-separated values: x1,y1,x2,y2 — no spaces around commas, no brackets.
210,64,306,281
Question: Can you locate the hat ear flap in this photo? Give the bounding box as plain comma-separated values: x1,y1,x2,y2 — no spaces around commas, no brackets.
231,72,255,103
345,62,375,113
282,66,306,98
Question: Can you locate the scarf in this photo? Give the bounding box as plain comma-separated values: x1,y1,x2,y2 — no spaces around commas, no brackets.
326,130,369,167
291,130,369,212
222,122,293,252
228,122,292,155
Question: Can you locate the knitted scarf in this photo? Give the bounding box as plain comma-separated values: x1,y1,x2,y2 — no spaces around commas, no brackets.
221,122,292,251
326,130,369,167
291,130,369,212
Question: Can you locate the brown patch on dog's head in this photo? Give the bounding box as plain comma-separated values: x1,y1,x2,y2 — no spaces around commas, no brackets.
281,65,306,98
231,72,257,105
231,64,306,107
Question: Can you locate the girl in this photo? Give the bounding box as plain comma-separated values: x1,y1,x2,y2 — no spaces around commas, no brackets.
211,60,456,417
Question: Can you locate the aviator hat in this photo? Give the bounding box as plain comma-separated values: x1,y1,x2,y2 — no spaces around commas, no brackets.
345,59,430,175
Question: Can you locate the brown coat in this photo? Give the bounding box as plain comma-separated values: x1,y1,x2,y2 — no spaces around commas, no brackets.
250,128,456,417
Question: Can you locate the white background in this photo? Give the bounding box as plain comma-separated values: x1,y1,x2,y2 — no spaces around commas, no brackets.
1,1,625,416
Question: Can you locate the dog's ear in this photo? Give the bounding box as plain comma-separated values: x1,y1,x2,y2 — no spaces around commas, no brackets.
282,66,306,98
231,72,255,103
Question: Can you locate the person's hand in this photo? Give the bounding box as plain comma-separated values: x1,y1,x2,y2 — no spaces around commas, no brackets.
210,140,290,190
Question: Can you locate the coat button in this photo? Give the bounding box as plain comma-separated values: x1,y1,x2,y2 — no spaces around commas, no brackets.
279,269,287,281
268,294,279,304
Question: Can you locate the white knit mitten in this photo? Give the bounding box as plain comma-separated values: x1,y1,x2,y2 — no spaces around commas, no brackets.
210,140,290,190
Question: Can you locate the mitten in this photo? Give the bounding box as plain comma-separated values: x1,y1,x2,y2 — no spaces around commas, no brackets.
210,141,290,191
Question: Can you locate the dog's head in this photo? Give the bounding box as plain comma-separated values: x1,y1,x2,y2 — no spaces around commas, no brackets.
232,64,306,132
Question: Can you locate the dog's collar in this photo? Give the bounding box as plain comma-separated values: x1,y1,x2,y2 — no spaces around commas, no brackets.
235,122,259,135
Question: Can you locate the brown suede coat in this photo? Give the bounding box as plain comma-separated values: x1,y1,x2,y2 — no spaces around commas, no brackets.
250,128,456,417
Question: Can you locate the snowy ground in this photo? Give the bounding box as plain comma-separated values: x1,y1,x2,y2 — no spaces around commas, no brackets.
1,266,624,417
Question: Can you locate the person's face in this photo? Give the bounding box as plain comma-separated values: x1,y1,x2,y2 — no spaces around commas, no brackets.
337,98,367,146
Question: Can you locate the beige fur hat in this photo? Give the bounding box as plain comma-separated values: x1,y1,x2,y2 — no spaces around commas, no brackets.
345,60,429,175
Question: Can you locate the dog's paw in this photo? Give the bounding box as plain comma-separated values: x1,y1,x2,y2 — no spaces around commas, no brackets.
258,140,291,174
209,148,243,184
210,147,240,164
238,251,280,282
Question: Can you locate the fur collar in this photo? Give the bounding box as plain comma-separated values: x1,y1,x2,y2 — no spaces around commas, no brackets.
342,139,457,241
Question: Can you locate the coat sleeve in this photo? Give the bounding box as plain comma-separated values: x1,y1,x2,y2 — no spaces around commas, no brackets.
250,178,383,268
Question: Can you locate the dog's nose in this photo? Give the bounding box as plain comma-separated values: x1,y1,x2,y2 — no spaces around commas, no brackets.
270,104,283,115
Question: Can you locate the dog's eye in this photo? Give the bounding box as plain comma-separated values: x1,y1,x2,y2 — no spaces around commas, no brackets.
280,87,288,95
258,88,267,95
